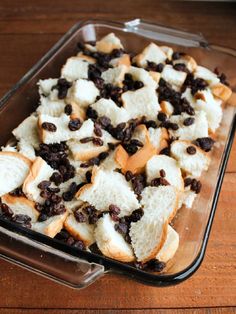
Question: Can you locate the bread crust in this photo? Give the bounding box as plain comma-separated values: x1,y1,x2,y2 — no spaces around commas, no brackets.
115,125,156,174
1,194,39,220
0,151,32,168
99,242,135,263
64,215,94,247
72,146,108,161
44,212,68,238
211,83,232,102
22,157,44,198
142,219,168,263
76,166,98,199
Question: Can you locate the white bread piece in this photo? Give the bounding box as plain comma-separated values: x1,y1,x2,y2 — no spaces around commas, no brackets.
109,54,131,67
171,140,210,178
13,115,40,149
38,78,58,96
38,113,82,144
17,139,36,161
141,186,178,222
146,155,184,191
148,127,168,152
194,66,220,86
195,88,223,133
130,215,168,262
96,33,124,54
77,168,139,217
168,111,209,141
37,96,66,117
122,86,160,120
128,66,157,89
1,145,17,152
32,211,68,238
67,119,117,161
100,151,120,171
0,152,31,197
91,98,130,126
160,101,174,117
38,78,59,100
94,214,134,262
69,79,99,109
149,71,161,85
64,198,84,213
160,46,173,60
1,194,39,223
161,65,187,89
173,55,197,72
131,124,148,144
133,43,166,67
181,87,196,106
23,157,54,204
178,187,197,209
101,65,128,87
156,225,179,263
61,57,89,81
64,213,95,247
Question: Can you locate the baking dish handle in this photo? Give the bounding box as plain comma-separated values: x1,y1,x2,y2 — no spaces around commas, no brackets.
124,19,208,48
0,226,104,289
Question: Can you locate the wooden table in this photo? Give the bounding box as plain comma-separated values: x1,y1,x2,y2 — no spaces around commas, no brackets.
0,1,235,313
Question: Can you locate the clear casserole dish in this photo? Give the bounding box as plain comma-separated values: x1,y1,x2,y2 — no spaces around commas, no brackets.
0,19,235,289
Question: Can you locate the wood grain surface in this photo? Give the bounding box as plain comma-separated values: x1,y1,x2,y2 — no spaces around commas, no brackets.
0,1,235,313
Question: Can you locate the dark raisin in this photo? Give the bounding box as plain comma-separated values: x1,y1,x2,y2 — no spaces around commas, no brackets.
74,211,87,223
144,120,157,129
114,222,128,235
12,214,31,228
98,151,109,161
173,63,188,72
183,117,195,126
134,81,144,90
130,139,143,147
42,122,57,132
172,52,180,60
68,119,81,131
88,213,98,224
145,259,166,272
169,123,179,131
85,170,92,183
110,212,120,222
184,177,192,187
125,171,134,181
186,146,196,155
50,172,63,185
160,169,166,177
98,116,111,128
73,240,85,250
86,106,98,119
94,122,102,137
38,213,48,222
159,147,170,156
92,137,104,146
195,137,215,152
64,104,73,115
157,112,167,122
83,205,96,215
9,187,25,197
1,203,14,217
123,143,138,155
80,137,94,143
109,204,121,215
37,180,51,190
67,237,75,246
53,78,72,99
127,208,144,223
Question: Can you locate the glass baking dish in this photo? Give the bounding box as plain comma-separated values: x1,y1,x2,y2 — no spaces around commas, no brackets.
0,19,235,289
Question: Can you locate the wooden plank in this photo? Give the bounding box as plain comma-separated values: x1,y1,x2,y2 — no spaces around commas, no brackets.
0,173,235,309
0,307,235,314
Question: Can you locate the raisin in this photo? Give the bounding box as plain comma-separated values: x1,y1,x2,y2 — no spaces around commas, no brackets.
42,122,57,132
186,146,196,155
